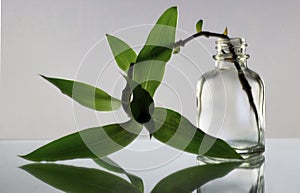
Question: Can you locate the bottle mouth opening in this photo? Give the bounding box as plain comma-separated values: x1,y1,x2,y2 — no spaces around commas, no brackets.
216,37,247,47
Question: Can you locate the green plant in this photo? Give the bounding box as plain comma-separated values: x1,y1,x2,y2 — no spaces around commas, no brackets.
21,6,244,162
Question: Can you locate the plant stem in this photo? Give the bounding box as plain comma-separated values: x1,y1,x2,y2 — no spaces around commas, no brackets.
121,63,134,116
174,31,260,142
172,31,228,48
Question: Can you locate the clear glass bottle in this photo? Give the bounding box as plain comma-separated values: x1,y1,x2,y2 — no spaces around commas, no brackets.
196,38,265,159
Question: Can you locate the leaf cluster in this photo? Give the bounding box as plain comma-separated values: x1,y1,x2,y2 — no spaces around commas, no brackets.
21,7,242,165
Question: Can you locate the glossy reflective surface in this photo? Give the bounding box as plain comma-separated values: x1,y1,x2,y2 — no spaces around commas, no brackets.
197,155,265,193
0,139,299,192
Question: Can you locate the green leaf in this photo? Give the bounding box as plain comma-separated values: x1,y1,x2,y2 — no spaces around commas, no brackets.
130,83,154,124
223,27,228,36
21,163,140,193
122,76,155,124
196,19,203,33
173,47,180,54
20,120,142,161
94,157,144,193
41,75,121,111
106,34,137,72
133,6,178,97
125,76,155,124
151,162,239,193
146,107,243,159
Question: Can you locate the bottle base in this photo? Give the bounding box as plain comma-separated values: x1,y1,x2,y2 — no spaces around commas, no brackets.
229,140,265,159
197,141,265,165
197,154,265,169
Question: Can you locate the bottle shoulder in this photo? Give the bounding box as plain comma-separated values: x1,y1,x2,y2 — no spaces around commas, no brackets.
199,69,218,80
197,67,265,89
244,68,265,89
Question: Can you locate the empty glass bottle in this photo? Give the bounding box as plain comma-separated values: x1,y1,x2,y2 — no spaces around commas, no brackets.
196,38,265,159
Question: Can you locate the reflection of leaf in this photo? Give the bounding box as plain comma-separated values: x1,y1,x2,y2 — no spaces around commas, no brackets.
21,163,140,193
151,162,239,193
133,6,178,97
106,34,137,72
94,157,144,193
146,107,243,159
20,120,142,161
41,75,121,111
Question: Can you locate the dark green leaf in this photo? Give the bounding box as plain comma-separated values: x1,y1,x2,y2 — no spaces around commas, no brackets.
21,163,140,193
20,120,142,161
106,34,137,72
130,83,154,124
133,6,178,97
196,19,203,33
151,162,239,193
122,76,155,124
41,75,121,111
94,157,144,193
146,107,243,159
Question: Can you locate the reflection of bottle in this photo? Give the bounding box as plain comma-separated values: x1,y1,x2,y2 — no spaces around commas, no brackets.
197,155,265,193
196,38,265,158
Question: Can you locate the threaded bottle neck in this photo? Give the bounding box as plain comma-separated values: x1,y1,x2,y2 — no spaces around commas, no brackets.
213,38,249,63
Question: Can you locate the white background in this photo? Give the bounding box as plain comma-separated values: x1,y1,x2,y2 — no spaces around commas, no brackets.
1,0,299,139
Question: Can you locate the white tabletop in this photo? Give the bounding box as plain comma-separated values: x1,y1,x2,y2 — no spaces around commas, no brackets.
0,139,299,193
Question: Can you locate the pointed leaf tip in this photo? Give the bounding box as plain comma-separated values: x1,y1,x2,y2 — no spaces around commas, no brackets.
106,34,137,72
18,154,26,160
165,6,177,13
133,6,178,97
196,20,203,33
173,47,180,54
223,27,228,36
40,75,121,111
20,120,142,162
39,74,47,79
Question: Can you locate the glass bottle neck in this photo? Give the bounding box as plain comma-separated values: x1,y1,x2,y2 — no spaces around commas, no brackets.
215,60,248,70
213,38,249,70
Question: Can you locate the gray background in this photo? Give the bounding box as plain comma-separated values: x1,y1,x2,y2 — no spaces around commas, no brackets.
1,0,299,139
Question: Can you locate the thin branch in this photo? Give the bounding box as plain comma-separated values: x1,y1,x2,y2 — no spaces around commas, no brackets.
121,63,134,116
172,31,228,48
227,43,260,142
